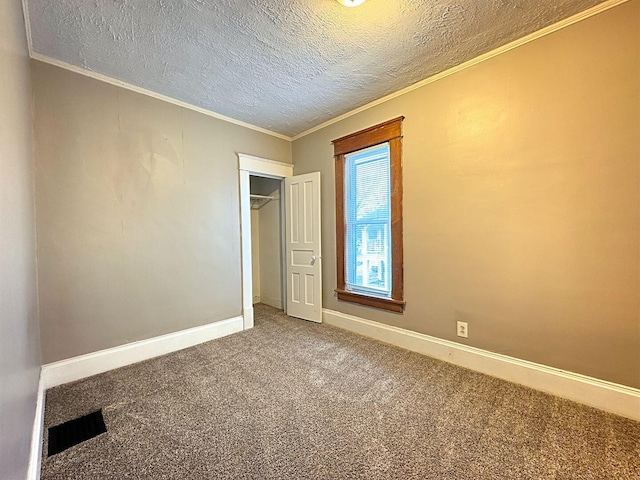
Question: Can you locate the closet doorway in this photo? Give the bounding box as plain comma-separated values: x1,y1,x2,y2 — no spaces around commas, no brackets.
238,154,323,330
249,175,283,309
238,154,293,330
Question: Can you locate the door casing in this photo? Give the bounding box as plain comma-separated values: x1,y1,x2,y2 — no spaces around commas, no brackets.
238,153,293,330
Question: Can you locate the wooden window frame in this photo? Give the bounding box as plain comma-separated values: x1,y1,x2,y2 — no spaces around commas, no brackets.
332,117,405,313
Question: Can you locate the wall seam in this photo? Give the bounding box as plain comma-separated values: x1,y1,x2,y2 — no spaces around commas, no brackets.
28,63,42,369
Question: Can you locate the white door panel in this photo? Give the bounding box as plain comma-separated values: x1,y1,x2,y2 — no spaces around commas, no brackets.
285,172,322,323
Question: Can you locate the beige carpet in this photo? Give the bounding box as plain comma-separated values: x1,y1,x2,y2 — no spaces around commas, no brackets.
41,304,639,479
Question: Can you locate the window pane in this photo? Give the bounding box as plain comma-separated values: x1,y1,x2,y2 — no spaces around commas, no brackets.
346,223,390,294
345,144,391,297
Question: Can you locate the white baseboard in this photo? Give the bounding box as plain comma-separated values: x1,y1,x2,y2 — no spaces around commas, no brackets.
41,316,243,389
323,309,640,421
27,373,45,480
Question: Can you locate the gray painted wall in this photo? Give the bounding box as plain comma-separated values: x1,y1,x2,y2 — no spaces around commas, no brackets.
292,2,640,389
0,1,42,478
32,61,292,363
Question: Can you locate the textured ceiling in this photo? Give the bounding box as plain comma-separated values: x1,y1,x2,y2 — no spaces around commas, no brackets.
27,0,604,137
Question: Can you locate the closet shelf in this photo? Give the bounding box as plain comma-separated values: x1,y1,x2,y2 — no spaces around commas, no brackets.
250,194,275,210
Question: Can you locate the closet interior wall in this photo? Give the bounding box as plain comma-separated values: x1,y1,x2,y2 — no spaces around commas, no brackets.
250,176,283,309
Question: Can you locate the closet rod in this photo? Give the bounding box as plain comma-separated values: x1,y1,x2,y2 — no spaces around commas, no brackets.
249,194,275,200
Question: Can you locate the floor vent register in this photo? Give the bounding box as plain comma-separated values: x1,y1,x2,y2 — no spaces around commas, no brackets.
48,409,107,456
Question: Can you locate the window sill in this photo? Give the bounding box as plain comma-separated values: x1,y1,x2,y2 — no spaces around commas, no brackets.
335,289,405,313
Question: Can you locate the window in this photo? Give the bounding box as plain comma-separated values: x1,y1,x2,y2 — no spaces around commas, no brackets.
333,117,405,312
345,144,391,297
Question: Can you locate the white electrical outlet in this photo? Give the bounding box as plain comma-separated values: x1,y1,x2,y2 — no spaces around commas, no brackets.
457,321,468,338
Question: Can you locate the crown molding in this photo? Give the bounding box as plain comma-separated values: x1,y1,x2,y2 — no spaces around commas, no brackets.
29,53,292,142
21,0,630,144
291,0,630,141
22,0,290,140
21,0,33,56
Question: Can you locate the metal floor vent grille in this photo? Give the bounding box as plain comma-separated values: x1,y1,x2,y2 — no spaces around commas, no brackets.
48,409,107,456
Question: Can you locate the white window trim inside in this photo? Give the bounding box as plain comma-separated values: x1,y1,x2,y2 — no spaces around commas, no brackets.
344,143,392,300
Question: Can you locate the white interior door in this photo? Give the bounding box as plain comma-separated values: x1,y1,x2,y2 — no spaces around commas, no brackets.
285,172,322,323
